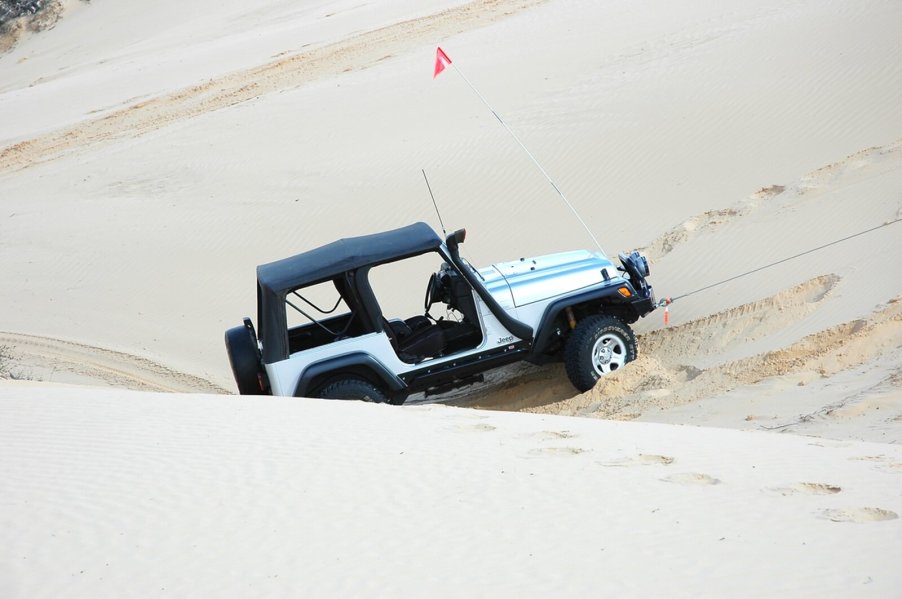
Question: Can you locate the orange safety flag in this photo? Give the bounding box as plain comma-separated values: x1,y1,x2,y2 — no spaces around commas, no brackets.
433,47,452,78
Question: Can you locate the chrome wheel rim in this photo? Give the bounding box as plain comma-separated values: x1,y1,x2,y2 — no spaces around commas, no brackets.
591,333,627,376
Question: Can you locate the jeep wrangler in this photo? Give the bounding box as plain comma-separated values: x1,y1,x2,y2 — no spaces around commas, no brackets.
225,222,655,402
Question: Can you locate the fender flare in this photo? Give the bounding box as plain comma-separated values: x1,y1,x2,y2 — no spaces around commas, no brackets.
293,352,407,398
529,284,634,358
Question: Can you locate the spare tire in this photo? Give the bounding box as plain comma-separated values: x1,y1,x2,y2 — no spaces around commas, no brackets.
225,321,267,395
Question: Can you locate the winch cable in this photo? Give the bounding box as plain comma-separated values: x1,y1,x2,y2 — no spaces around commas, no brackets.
657,217,902,308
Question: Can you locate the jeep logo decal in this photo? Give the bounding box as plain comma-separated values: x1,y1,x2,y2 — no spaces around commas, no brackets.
497,335,515,345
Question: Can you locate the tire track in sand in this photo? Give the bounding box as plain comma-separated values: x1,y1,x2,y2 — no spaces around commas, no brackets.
0,331,229,394
0,0,548,172
546,295,902,420
456,283,901,418
638,141,902,261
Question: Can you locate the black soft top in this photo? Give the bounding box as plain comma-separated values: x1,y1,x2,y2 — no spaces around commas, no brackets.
256,222,443,363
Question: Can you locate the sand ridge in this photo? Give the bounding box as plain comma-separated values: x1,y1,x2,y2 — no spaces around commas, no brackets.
2,1,902,595
2,0,900,387
0,0,548,172
0,331,229,393
2,384,901,596
460,288,901,424
455,139,902,430
640,141,902,263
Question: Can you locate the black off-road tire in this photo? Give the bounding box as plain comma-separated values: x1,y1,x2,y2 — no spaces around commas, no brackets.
316,377,389,403
564,315,637,392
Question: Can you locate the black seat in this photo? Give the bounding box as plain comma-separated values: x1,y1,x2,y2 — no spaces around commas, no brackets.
383,317,446,363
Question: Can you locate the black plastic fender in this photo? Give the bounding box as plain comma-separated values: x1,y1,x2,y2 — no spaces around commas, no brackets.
293,352,407,398
529,284,639,359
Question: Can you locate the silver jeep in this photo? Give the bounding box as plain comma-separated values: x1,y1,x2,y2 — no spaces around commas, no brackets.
225,222,655,402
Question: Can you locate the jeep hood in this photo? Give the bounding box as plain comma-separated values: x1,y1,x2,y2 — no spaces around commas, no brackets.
477,250,620,308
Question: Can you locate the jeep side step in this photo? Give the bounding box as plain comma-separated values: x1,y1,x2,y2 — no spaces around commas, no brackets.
424,373,484,398
402,342,529,393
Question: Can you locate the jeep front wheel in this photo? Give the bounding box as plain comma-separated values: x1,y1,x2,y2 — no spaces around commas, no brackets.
564,315,637,392
315,377,388,403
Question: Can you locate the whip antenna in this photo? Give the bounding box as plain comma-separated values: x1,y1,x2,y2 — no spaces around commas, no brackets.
433,46,605,255
422,169,447,237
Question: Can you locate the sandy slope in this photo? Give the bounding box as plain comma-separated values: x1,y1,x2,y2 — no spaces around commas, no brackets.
0,331,227,393
459,141,902,441
1,382,901,597
2,1,902,595
0,0,899,430
0,0,537,166
0,0,898,424
1,0,900,393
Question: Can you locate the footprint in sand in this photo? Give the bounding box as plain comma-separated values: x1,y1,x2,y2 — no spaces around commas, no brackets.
600,454,675,467
660,472,721,485
805,439,851,449
817,507,898,523
527,446,587,457
528,430,576,441
848,455,890,461
848,455,902,472
455,423,496,432
765,482,842,496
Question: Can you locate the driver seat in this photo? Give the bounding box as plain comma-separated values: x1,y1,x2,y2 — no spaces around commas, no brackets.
383,317,446,363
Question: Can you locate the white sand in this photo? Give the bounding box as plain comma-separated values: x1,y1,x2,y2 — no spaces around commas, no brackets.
2,381,901,597
2,0,902,595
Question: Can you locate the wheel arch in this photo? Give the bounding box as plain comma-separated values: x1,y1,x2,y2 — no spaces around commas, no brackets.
529,285,638,360
293,353,406,399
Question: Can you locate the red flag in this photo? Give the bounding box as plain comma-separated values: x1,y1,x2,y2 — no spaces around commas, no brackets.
433,47,452,78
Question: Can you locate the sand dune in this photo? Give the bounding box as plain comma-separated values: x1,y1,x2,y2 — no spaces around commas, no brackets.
0,331,227,393
1,0,898,426
1,0,544,171
476,294,900,425
3,0,900,388
2,383,901,597
1,0,899,426
455,140,902,443
1,0,902,594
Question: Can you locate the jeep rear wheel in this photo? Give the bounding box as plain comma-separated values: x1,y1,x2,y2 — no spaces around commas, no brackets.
315,377,388,403
564,315,637,392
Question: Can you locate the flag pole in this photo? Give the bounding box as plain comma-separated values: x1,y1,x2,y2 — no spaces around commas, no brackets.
436,48,605,255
